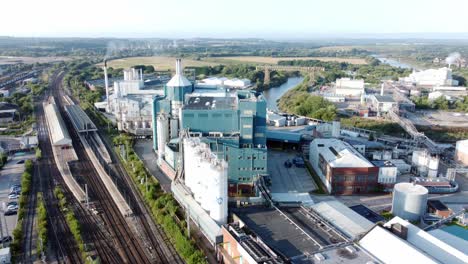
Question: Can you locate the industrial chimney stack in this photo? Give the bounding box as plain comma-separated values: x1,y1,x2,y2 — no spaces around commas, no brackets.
103,59,110,112
380,83,384,96
175,58,182,75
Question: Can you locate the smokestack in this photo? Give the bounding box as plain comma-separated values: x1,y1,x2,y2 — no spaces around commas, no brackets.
140,68,143,82
380,83,384,96
175,58,182,75
103,59,110,112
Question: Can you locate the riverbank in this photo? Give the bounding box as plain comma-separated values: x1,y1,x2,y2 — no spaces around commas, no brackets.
262,77,304,111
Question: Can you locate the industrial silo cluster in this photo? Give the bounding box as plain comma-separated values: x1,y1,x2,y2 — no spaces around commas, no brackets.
391,182,428,221
183,138,228,225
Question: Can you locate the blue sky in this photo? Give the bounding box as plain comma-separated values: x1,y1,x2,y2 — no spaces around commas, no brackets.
2,0,468,38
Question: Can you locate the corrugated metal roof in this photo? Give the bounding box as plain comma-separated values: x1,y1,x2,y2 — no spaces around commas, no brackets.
312,138,374,168
311,201,373,239
44,103,72,146
360,225,439,264
266,130,302,143
385,217,468,264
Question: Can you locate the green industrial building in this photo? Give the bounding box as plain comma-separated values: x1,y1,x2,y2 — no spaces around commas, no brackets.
152,59,267,196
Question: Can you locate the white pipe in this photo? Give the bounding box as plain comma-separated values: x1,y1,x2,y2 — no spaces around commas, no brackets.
103,65,110,112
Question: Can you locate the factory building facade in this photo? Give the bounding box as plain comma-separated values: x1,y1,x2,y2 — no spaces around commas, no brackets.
309,138,379,195
152,59,267,197
402,67,459,86
335,78,365,96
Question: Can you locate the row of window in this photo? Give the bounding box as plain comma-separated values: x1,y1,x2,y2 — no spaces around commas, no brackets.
334,175,373,182
238,155,266,160
238,167,265,171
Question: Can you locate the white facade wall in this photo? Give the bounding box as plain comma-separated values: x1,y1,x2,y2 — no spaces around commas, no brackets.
335,78,365,96
378,166,398,184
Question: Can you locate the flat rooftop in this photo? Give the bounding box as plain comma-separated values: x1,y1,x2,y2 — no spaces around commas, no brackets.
313,138,374,168
349,204,385,224
232,206,347,260
373,94,396,103
371,160,396,168
184,95,237,110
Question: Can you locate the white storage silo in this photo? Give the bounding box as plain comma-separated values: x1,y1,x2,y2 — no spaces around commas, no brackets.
209,160,228,225
455,139,468,166
392,182,428,221
156,114,169,160
183,138,196,190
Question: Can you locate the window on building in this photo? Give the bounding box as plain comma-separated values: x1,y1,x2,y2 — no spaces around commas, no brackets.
345,176,354,182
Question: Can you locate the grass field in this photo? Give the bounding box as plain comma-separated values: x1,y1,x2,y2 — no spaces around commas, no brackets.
101,55,367,70
99,56,219,70
205,56,367,65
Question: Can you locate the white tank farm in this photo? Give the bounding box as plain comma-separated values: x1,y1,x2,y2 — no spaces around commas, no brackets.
392,182,428,221
183,137,228,225
412,150,439,177
156,114,169,160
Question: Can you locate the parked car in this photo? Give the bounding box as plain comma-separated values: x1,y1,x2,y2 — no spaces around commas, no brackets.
9,187,21,193
4,210,17,216
292,157,305,168
8,193,19,200
16,160,25,164
7,202,18,210
1,236,12,243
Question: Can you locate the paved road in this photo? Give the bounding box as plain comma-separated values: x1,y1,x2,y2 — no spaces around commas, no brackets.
134,139,173,193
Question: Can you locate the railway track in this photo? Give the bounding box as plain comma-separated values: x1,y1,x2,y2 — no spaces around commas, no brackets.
33,78,83,263
60,69,185,263
52,72,152,263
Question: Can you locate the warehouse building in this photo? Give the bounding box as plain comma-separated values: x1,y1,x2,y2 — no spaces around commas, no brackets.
402,67,459,86
310,201,374,240
335,78,365,96
309,138,378,195
360,216,468,264
153,59,267,196
368,94,397,114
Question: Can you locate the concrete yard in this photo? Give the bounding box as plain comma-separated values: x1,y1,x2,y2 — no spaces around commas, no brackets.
0,151,35,239
134,139,173,193
267,151,317,195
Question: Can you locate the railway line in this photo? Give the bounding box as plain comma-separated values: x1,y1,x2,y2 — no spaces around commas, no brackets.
32,78,84,263
52,72,152,263
59,70,185,263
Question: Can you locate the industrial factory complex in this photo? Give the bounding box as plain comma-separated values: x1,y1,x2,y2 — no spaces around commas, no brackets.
84,58,468,263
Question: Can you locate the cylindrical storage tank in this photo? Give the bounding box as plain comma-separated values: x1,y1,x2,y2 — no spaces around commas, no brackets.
287,120,293,126
392,183,428,221
428,169,438,178
332,121,341,138
455,140,468,166
156,114,169,159
428,156,439,171
209,161,228,225
134,120,140,129
200,156,214,211
183,138,196,190
170,118,179,139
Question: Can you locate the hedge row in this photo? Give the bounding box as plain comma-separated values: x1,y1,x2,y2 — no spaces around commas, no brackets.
53,187,89,262
36,192,47,256
114,135,207,264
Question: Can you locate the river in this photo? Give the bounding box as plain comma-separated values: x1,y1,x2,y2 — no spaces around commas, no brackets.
373,55,416,69
262,77,304,111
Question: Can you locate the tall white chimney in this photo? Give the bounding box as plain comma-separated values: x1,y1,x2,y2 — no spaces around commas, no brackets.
139,68,143,81
175,58,182,75
380,83,384,96
103,60,110,112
